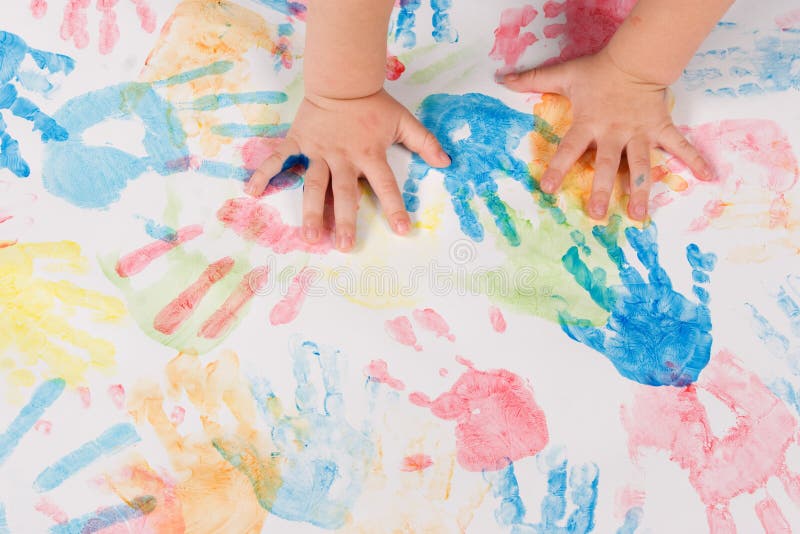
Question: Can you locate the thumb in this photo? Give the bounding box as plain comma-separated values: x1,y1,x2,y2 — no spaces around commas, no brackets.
397,110,451,168
501,61,568,94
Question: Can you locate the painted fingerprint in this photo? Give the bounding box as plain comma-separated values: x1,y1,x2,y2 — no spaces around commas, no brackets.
558,217,717,386
622,351,800,533
29,0,157,54
410,356,549,472
393,0,458,49
0,31,74,178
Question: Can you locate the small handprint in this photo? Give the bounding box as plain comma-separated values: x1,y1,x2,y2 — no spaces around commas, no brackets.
410,355,549,472
0,241,125,403
30,0,157,55
622,350,800,533
558,216,717,386
215,337,375,529
405,93,559,245
0,31,74,178
392,0,458,49
486,448,600,533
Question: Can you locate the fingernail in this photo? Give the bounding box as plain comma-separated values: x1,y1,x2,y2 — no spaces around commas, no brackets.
337,234,353,251
632,203,646,219
439,150,451,165
541,179,555,193
590,197,608,218
394,219,410,235
304,225,319,242
504,73,519,82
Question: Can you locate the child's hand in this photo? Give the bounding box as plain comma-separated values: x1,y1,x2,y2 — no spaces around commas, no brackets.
502,49,713,221
246,90,450,251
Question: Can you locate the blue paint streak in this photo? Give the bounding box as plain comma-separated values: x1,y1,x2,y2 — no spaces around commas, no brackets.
255,0,307,17
431,0,458,43
616,507,643,534
489,458,599,533
215,338,374,530
150,60,233,87
405,93,558,245
0,31,74,177
0,379,65,466
0,503,8,534
179,91,288,111
50,496,154,534
395,0,422,48
139,217,177,242
559,220,716,386
769,379,800,417
34,423,140,492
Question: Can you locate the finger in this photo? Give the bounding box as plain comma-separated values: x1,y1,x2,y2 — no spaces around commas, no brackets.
625,138,653,221
329,161,360,252
588,142,623,219
360,159,411,235
539,127,593,194
245,137,301,196
301,159,330,243
397,110,451,168
657,124,713,181
501,62,569,94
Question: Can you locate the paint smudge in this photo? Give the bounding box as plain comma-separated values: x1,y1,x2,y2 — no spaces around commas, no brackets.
487,449,598,533
108,384,125,409
559,218,716,386
406,93,558,245
490,6,539,74
386,54,406,80
255,0,307,18
0,31,74,178
410,356,548,471
540,0,636,63
385,316,422,351
776,8,800,31
269,268,315,325
365,359,405,391
50,496,155,534
0,242,125,400
412,308,455,341
622,351,800,533
489,306,507,333
401,453,433,472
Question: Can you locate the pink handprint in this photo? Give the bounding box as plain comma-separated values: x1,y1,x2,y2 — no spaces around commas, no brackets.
490,6,539,75
622,350,800,533
410,356,549,472
30,0,157,55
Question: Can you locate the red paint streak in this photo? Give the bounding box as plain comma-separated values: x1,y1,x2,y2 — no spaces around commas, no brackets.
385,316,422,351
269,267,314,325
489,306,507,333
410,356,549,472
108,384,125,409
385,54,406,81
60,0,90,49
401,453,433,472
755,496,790,533
132,0,157,33
154,257,235,335
116,225,203,278
615,486,645,518
439,368,449,377
776,8,800,30
77,386,91,408
542,0,636,63
198,266,269,339
490,6,539,72
622,350,800,533
35,497,68,524
30,0,48,18
169,406,185,426
0,215,12,224
97,0,120,55
412,308,455,341
34,420,52,434
364,359,405,391
217,198,334,254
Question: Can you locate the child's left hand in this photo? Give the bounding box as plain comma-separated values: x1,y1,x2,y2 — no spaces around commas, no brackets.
502,48,713,221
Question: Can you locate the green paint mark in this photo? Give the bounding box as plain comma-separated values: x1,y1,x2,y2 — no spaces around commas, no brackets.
408,46,480,85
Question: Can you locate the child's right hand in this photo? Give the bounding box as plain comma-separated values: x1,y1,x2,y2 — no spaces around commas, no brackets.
245,89,451,252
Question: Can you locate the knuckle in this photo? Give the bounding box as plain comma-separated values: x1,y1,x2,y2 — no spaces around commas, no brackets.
595,155,618,169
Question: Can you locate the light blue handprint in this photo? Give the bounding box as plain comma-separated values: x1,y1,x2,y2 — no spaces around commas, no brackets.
487,448,600,534
214,336,374,530
558,217,717,386
0,31,74,178
748,275,800,415
41,60,289,209
394,0,458,48
405,93,559,245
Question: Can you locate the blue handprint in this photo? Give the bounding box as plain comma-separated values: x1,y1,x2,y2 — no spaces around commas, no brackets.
405,93,559,245
214,336,374,530
558,217,717,386
0,31,74,178
42,60,289,209
747,275,800,415
487,448,601,534
394,0,458,48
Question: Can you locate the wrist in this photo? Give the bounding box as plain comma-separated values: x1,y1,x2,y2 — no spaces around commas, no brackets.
601,41,674,87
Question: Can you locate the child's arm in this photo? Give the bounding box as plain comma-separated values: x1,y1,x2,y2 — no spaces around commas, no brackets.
246,0,450,252
503,0,735,221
